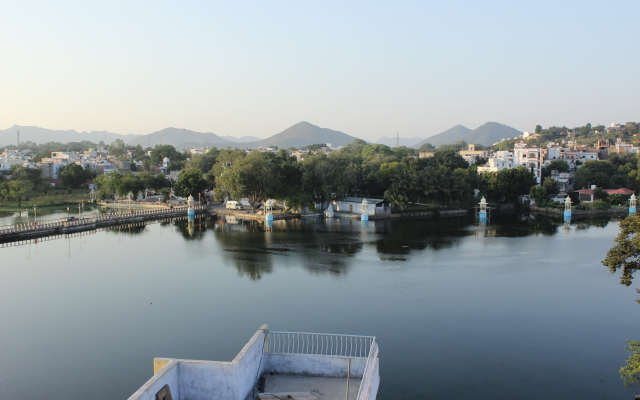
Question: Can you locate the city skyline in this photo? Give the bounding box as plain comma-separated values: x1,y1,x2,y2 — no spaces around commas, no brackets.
1,1,638,141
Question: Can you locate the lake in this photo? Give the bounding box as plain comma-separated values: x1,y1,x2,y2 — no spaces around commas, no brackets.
0,213,638,399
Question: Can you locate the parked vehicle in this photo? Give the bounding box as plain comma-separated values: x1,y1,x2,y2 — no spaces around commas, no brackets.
226,201,243,210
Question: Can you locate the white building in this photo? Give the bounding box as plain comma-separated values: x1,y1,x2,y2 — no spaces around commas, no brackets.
129,325,380,400
477,150,515,175
333,197,391,215
513,143,544,183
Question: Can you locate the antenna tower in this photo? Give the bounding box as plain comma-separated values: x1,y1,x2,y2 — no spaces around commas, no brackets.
396,132,399,147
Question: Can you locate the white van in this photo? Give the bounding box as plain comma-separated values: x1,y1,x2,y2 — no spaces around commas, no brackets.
226,201,243,210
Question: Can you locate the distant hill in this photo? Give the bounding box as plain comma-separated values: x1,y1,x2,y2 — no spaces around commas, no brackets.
0,125,135,146
375,136,424,147
462,122,522,146
220,135,261,143
0,122,379,151
246,122,358,149
127,127,230,148
413,125,471,148
413,122,522,147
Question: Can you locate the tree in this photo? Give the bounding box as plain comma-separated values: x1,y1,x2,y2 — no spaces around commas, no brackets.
149,144,186,166
8,180,32,207
602,213,640,288
58,163,93,189
216,152,281,212
542,177,560,197
535,125,542,134
481,167,536,203
418,143,436,152
10,166,50,194
529,185,548,206
574,160,618,189
545,159,570,173
174,169,208,198
108,139,127,158
620,340,640,386
430,148,468,170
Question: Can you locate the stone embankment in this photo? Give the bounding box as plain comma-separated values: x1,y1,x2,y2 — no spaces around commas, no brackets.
215,209,300,220
369,209,469,219
0,205,207,243
531,205,630,218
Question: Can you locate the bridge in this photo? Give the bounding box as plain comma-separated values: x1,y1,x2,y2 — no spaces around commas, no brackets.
0,205,208,244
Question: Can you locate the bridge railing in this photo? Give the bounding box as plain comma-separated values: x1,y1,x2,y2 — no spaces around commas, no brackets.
0,205,207,234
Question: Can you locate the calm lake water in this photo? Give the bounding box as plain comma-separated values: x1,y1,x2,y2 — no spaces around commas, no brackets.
1,213,638,399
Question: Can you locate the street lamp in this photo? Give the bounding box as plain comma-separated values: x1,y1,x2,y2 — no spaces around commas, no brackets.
33,205,37,226
78,204,81,218
25,209,29,225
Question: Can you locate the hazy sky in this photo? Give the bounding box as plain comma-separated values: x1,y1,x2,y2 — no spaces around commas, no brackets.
1,1,638,140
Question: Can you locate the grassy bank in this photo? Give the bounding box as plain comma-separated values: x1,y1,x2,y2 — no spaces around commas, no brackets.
0,189,93,212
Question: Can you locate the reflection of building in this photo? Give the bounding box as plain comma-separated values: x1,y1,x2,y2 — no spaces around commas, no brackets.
333,197,391,215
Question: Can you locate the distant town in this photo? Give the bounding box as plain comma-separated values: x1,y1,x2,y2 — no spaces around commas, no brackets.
1,121,639,214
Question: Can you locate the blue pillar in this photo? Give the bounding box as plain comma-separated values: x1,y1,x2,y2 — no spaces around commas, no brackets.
266,214,274,222
361,214,369,221
563,210,571,222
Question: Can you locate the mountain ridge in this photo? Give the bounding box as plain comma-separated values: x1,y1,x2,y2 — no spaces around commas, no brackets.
413,122,522,147
413,125,472,148
0,122,359,150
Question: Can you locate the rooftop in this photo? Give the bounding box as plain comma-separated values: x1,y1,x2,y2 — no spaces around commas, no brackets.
128,325,379,400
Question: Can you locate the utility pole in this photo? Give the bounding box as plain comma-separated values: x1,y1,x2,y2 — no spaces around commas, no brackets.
396,132,399,148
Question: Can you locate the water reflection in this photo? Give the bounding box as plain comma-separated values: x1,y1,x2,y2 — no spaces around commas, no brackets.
105,224,148,236
174,216,212,240
372,217,469,256
211,216,363,279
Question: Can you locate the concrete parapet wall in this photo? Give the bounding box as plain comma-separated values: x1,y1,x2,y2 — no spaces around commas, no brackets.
265,354,367,379
365,359,380,400
128,325,268,400
178,360,237,400
128,360,180,400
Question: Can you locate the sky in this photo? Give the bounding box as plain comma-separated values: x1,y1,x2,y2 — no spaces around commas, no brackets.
1,0,638,141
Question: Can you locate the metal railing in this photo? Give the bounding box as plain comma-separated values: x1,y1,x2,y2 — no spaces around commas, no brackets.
0,205,206,235
355,340,379,400
266,331,375,358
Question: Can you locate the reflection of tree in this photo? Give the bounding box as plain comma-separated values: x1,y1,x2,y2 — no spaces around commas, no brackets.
213,221,276,280
373,217,469,256
212,218,364,279
105,224,148,236
573,217,611,230
174,217,211,241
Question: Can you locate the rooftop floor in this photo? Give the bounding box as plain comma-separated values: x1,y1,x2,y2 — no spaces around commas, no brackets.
261,375,362,400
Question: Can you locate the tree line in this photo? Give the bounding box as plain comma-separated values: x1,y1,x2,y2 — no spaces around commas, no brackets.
94,139,537,212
